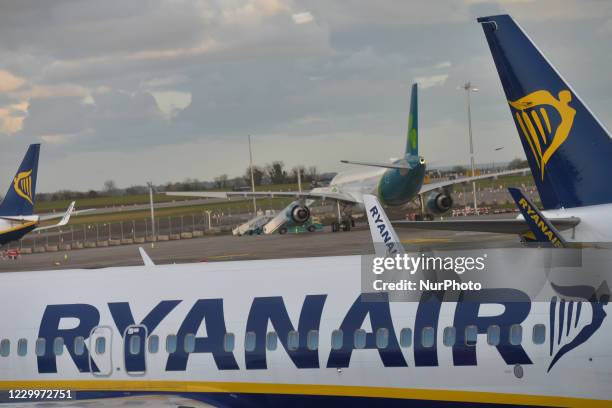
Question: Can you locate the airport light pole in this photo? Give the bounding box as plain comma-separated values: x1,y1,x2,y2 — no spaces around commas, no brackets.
248,135,257,214
461,82,479,214
147,182,155,239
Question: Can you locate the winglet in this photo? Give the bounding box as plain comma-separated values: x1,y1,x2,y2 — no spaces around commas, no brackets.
363,194,405,256
57,201,75,227
33,201,76,232
139,247,155,266
508,187,567,247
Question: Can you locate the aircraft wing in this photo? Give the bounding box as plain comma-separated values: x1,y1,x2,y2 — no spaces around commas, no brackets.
418,168,530,195
33,201,75,232
391,217,580,234
165,190,360,204
340,160,411,170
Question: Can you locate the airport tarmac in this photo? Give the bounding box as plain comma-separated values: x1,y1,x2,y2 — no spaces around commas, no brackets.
0,225,521,272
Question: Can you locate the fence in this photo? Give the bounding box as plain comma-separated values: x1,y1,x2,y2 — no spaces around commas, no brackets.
6,211,256,254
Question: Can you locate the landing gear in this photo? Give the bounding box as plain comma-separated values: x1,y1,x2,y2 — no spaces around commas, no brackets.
307,225,316,232
279,227,288,235
331,202,355,232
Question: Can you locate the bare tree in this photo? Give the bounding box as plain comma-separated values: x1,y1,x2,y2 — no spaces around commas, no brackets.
265,161,287,185
306,166,318,182
103,180,118,195
214,174,229,189
244,165,264,186
290,165,306,183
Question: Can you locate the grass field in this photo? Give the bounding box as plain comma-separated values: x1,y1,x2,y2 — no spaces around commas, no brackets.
34,183,301,213
36,173,536,226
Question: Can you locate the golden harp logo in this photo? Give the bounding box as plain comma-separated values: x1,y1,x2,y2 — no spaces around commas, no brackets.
13,170,33,205
508,90,575,180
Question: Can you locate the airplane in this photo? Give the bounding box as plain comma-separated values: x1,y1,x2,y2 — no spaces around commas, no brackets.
0,144,78,248
0,194,609,407
393,14,612,243
166,83,527,234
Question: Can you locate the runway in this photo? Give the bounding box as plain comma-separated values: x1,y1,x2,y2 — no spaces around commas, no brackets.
0,225,521,272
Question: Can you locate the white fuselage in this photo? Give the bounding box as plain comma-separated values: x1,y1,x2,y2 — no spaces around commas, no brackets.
536,203,612,243
312,168,385,208
0,255,610,405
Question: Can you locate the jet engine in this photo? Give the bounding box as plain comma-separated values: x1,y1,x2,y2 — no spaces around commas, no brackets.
288,204,311,224
426,192,453,214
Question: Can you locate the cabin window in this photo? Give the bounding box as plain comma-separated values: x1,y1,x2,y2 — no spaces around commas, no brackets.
0,339,9,357
287,331,299,351
510,324,523,346
331,330,343,350
35,338,46,357
400,328,412,348
166,335,177,353
266,332,278,351
487,325,500,346
17,338,27,356
223,333,235,352
421,327,434,348
129,335,141,355
354,329,366,349
307,330,319,351
184,334,196,353
53,337,64,356
465,325,478,346
148,335,159,354
532,324,546,345
95,337,106,355
443,327,456,347
245,332,256,352
74,336,85,356
376,328,389,349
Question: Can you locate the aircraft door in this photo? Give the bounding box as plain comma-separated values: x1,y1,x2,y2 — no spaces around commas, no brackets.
124,325,147,376
89,326,113,376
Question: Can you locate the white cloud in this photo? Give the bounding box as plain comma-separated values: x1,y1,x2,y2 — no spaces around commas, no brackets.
292,12,314,25
414,74,449,89
151,91,192,118
0,70,25,93
434,61,452,69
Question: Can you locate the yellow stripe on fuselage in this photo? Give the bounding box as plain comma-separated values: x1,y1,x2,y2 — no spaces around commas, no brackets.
0,381,607,407
0,221,36,235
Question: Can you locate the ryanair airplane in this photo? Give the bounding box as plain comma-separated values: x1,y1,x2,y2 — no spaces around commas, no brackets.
166,83,526,234
0,144,76,247
0,195,609,407
394,14,612,244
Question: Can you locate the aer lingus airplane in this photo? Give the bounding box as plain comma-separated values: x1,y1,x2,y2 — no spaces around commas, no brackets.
0,144,77,247
0,195,609,406
393,14,612,244
166,83,526,234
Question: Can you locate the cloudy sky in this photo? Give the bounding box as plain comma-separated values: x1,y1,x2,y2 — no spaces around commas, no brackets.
1,0,611,192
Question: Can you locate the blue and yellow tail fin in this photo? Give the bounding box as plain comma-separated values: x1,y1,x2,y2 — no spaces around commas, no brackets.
478,15,612,210
0,144,40,216
405,83,418,157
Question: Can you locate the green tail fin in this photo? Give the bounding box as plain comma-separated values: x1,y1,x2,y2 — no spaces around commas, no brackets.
406,83,418,157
